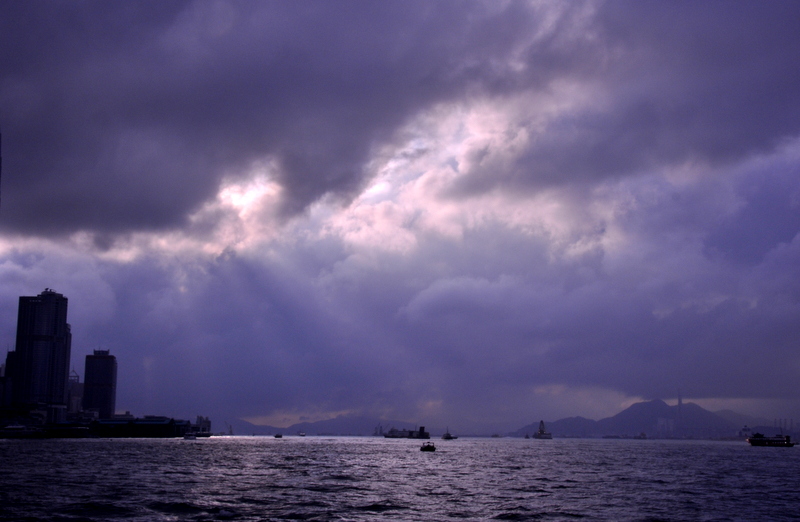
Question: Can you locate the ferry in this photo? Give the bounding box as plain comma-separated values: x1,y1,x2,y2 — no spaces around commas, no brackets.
442,427,458,440
746,433,794,447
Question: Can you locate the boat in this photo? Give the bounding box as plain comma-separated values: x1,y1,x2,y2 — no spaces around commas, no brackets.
297,431,306,437
0,425,46,439
420,442,436,452
274,433,283,438
183,434,197,440
746,433,795,447
384,426,430,439
442,427,458,440
533,420,552,439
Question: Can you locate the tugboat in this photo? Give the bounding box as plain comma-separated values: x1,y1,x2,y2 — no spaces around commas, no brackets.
746,433,795,447
442,427,458,440
420,442,436,452
533,420,552,439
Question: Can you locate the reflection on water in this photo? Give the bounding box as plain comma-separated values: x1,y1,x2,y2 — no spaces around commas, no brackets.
1,437,798,521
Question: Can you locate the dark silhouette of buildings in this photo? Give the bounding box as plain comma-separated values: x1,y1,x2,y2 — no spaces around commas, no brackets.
0,289,211,436
4,289,72,423
83,349,117,419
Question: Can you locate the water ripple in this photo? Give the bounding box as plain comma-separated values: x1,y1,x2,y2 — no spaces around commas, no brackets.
1,437,799,521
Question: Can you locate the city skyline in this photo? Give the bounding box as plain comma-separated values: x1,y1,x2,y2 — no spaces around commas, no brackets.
1,1,799,433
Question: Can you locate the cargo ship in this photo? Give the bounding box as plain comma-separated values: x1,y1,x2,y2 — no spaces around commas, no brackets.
533,420,552,439
383,426,430,439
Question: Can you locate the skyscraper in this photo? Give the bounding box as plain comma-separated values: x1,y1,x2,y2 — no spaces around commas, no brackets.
83,350,117,419
67,369,83,416
8,289,72,422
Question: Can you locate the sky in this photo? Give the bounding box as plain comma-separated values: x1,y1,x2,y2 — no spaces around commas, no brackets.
1,0,799,432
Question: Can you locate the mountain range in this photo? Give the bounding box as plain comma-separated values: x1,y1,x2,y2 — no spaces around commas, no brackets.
228,416,420,437
513,399,783,439
228,400,791,439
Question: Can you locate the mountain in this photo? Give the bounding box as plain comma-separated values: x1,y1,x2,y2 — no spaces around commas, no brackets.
713,409,771,429
596,399,674,436
228,415,421,436
513,399,743,439
228,418,282,435
286,416,418,436
516,416,597,438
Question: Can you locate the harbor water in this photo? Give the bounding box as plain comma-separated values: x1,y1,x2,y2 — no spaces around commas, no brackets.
1,436,798,521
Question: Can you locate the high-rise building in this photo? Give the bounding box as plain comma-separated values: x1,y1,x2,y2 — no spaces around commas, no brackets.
83,350,117,419
7,289,72,422
67,369,83,416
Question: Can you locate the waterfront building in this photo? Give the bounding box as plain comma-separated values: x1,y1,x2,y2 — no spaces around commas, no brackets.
6,289,72,422
83,350,117,419
67,369,83,416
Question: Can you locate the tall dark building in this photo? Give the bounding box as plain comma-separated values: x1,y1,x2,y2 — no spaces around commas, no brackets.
7,289,72,422
83,350,117,419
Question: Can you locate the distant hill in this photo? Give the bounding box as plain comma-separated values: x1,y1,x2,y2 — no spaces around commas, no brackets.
713,409,771,428
224,401,789,439
513,399,753,439
516,416,597,438
229,415,421,436
286,416,420,436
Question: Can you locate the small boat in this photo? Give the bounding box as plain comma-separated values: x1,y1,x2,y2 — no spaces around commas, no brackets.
746,433,795,447
183,433,197,440
420,442,436,452
441,427,458,440
274,433,283,438
533,420,552,439
297,432,306,437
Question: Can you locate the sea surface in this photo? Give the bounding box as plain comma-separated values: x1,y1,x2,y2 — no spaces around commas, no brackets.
1,436,798,521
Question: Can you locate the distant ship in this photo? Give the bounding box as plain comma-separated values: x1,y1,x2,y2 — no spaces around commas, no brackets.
746,433,794,447
533,420,552,439
384,426,430,439
442,428,458,440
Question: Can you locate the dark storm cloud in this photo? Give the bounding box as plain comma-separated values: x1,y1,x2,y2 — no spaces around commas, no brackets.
4,1,798,237
0,0,554,236
453,1,800,195
705,162,800,265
